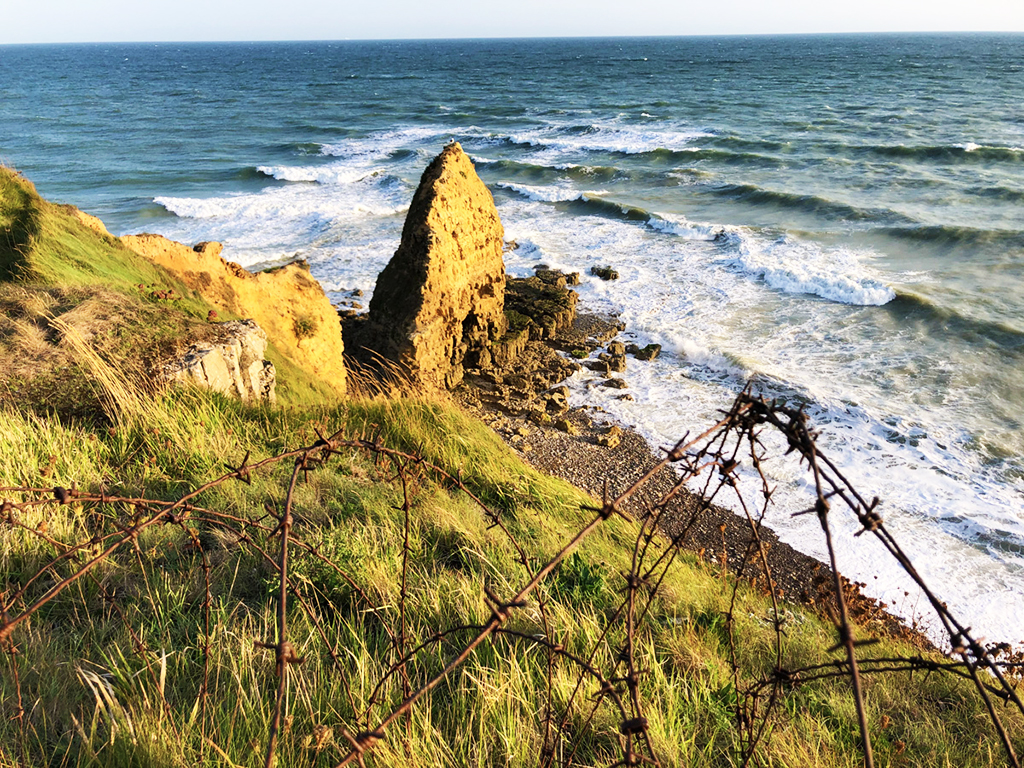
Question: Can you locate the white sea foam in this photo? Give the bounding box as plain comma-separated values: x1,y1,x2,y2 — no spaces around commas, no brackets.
319,125,449,160
149,165,409,274
645,213,720,241
496,181,587,203
508,121,712,156
256,164,387,185
155,189,405,222
720,230,896,305
955,142,1024,154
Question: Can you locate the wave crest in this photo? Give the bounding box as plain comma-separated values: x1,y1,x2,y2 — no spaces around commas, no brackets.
721,231,896,305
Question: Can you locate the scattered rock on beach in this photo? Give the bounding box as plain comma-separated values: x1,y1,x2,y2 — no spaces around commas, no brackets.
590,266,619,281
597,424,623,448
590,265,619,281
607,355,627,373
627,343,662,361
555,418,579,435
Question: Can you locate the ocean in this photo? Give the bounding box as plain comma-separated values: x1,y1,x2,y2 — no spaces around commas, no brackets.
2,34,1023,644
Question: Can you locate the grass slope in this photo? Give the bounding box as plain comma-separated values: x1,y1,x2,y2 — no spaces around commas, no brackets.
0,167,334,411
0,392,1019,767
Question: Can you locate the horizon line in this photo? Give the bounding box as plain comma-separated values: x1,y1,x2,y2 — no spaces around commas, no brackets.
3,30,1023,47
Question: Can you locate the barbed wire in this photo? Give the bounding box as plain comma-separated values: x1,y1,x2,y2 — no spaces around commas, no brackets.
0,390,1021,767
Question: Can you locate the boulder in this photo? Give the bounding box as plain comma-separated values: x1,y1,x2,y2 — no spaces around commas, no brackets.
503,271,578,342
607,355,627,373
165,320,276,403
121,235,346,395
590,265,619,281
359,142,507,389
634,343,662,361
555,418,579,435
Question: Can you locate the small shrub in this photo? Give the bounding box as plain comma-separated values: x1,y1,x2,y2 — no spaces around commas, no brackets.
293,314,318,340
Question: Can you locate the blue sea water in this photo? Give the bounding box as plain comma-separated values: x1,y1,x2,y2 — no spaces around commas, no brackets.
2,34,1024,643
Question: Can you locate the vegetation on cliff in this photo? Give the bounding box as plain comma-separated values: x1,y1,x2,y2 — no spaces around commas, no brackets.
1,165,1022,768
0,167,337,411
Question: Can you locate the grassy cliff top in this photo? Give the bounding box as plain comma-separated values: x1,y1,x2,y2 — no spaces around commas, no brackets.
0,168,204,298
0,167,337,411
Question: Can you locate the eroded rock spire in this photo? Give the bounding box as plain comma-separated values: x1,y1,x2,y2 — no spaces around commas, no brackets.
361,142,507,388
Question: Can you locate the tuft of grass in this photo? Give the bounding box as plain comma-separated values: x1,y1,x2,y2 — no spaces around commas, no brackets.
292,314,318,341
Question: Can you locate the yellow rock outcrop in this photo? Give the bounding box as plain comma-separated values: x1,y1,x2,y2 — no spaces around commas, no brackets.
359,142,506,389
65,206,112,237
121,234,346,394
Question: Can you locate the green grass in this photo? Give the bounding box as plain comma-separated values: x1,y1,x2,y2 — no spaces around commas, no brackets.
0,168,202,306
0,166,337,410
0,390,1020,768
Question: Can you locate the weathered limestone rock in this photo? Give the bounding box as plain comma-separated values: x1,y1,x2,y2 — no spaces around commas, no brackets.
627,343,662,361
590,265,619,281
360,142,507,389
121,235,346,394
555,418,578,435
503,271,579,342
165,320,276,403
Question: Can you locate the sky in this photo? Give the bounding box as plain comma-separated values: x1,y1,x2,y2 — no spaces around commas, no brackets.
3,0,1024,45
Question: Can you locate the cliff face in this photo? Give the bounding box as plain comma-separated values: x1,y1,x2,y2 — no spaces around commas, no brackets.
121,235,347,395
360,142,506,389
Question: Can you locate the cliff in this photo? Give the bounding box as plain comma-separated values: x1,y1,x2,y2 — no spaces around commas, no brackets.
0,166,343,409
121,235,347,396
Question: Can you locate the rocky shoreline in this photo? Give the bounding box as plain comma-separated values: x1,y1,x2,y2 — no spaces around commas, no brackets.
454,291,935,650
331,142,929,649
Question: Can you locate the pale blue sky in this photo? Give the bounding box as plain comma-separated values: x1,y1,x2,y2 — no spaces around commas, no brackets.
3,0,1023,45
